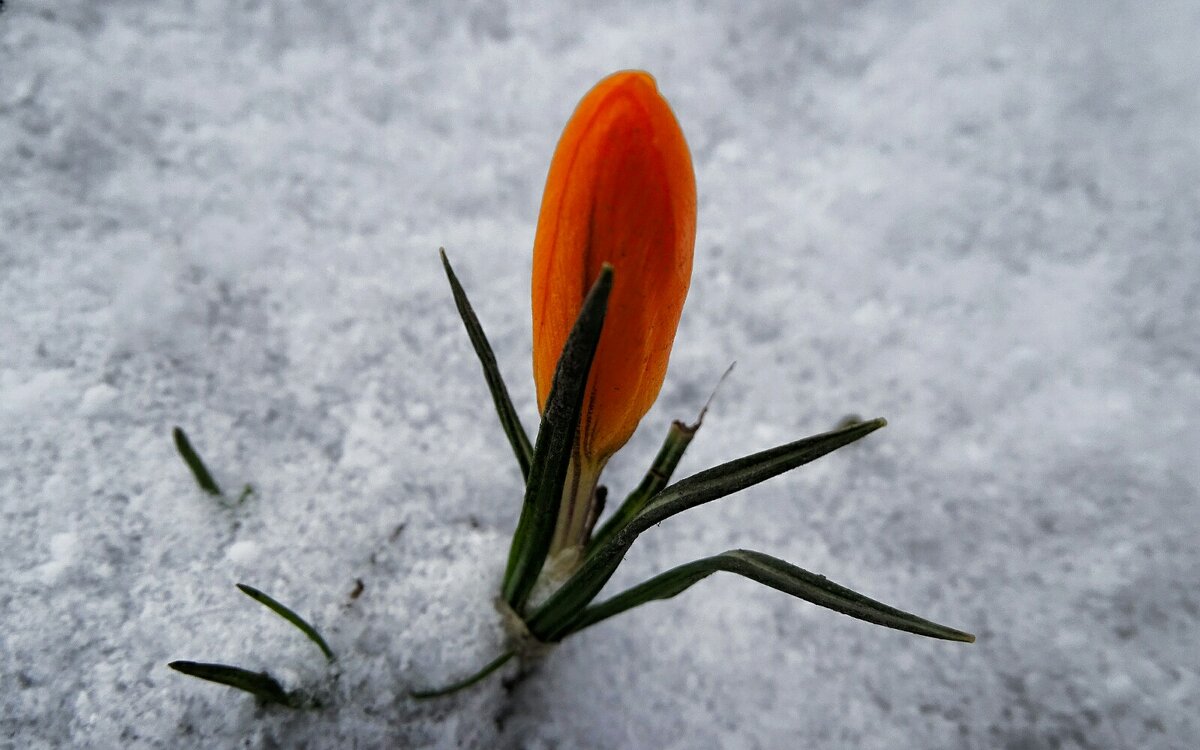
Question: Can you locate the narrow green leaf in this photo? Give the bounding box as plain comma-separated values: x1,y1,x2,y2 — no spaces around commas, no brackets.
589,363,733,551
237,583,335,662
173,426,222,496
589,419,699,552
440,249,533,481
563,549,975,643
501,265,614,612
526,418,887,640
409,651,515,699
168,661,299,707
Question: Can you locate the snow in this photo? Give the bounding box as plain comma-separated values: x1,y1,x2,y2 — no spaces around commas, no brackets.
2,1,1198,748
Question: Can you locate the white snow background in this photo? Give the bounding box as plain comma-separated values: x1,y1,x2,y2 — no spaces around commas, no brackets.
2,1,1198,748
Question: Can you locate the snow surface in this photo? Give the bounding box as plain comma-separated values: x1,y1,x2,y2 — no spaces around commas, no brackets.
2,1,1198,748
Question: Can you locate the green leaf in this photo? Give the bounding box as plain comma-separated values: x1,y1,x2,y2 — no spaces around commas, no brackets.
409,651,515,699
440,249,533,481
236,584,335,661
589,419,699,552
168,661,299,707
563,549,975,643
590,363,734,551
526,418,887,640
173,426,222,496
501,265,613,612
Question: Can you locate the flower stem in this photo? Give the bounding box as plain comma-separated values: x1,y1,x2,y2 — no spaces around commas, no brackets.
548,455,604,559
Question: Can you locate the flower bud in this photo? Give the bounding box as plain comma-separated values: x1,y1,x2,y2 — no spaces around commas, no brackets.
532,70,696,472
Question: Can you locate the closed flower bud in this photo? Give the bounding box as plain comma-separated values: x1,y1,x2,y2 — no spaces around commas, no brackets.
532,70,696,470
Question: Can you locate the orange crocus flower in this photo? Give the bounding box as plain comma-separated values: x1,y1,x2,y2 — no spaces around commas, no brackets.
532,70,696,557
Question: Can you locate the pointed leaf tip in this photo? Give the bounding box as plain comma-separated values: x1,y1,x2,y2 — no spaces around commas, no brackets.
439,248,534,481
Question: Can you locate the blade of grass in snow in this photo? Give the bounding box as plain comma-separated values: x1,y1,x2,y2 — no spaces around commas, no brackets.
173,426,222,496
168,661,299,707
237,583,335,661
409,651,516,699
